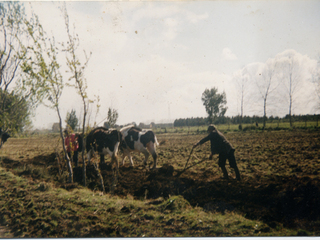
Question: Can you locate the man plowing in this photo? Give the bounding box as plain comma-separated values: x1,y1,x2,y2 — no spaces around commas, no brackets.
193,124,241,181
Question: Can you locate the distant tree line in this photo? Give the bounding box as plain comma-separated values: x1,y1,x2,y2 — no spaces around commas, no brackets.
173,114,320,127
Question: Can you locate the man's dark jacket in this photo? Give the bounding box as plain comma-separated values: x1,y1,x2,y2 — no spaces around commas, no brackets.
198,129,234,155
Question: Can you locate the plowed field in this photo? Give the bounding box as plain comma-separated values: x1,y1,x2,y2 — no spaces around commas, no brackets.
1,129,320,235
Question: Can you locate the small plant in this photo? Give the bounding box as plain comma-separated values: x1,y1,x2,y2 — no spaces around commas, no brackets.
158,196,191,213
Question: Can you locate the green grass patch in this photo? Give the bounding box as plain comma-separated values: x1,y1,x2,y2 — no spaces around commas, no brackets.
0,165,298,237
1,130,320,237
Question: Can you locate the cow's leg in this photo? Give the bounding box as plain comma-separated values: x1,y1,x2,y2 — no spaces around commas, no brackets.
127,152,134,166
87,150,92,164
122,149,134,167
108,151,119,170
128,154,134,167
106,142,120,170
111,153,119,170
74,151,79,167
146,142,157,169
141,148,150,168
121,153,126,166
100,154,105,164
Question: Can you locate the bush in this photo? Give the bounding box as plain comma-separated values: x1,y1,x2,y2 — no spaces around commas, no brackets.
243,126,257,131
158,195,191,213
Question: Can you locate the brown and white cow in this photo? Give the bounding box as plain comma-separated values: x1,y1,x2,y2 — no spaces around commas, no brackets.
120,125,159,169
86,127,121,169
0,128,10,149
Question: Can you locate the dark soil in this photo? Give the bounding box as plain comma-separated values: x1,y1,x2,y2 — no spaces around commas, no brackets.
1,129,320,234
2,156,320,233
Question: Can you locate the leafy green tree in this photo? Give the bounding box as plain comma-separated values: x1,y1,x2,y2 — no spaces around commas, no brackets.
65,109,78,131
61,4,92,187
201,87,227,124
105,108,118,128
0,2,34,132
0,89,31,133
62,5,89,182
20,10,74,183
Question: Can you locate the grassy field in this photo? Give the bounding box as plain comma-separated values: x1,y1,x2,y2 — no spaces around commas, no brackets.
1,128,320,237
153,120,320,134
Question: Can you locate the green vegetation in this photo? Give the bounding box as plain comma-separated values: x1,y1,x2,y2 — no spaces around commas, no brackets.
0,167,296,237
65,109,79,131
201,87,227,124
155,120,319,135
104,108,119,128
1,129,320,237
173,114,320,128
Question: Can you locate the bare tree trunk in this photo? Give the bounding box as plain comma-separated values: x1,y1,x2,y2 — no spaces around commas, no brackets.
240,92,244,129
288,63,294,128
289,93,292,127
90,147,105,193
82,104,87,187
56,106,73,183
55,151,61,177
263,98,267,129
94,161,105,193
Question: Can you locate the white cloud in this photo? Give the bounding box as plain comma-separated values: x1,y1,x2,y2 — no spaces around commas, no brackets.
221,48,238,61
185,11,209,24
163,18,179,41
22,1,320,129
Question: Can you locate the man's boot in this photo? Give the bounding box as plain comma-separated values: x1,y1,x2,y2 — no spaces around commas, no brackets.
221,166,229,180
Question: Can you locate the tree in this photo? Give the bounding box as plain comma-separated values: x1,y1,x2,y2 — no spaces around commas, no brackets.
20,10,74,183
61,4,92,187
0,2,25,91
312,55,320,111
233,66,252,128
201,87,227,124
65,109,78,131
105,108,119,128
255,59,279,128
0,2,34,132
0,89,31,132
276,50,310,127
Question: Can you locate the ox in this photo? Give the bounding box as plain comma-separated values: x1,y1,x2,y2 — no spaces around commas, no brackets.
120,125,159,169
0,128,10,149
86,127,120,169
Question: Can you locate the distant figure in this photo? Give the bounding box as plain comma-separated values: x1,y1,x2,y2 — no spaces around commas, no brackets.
256,122,259,127
64,129,80,167
193,124,241,181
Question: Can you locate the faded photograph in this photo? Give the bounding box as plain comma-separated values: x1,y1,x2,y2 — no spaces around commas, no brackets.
1,0,320,237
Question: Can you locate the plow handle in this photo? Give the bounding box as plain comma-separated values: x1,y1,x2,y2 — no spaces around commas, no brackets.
184,146,194,170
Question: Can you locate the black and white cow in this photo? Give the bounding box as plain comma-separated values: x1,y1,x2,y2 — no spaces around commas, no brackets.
86,127,121,169
120,125,159,169
0,128,10,149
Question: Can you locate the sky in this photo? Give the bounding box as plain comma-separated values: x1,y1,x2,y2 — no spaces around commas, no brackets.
20,0,320,129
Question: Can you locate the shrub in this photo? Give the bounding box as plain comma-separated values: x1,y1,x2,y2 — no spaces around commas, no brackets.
158,195,191,213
